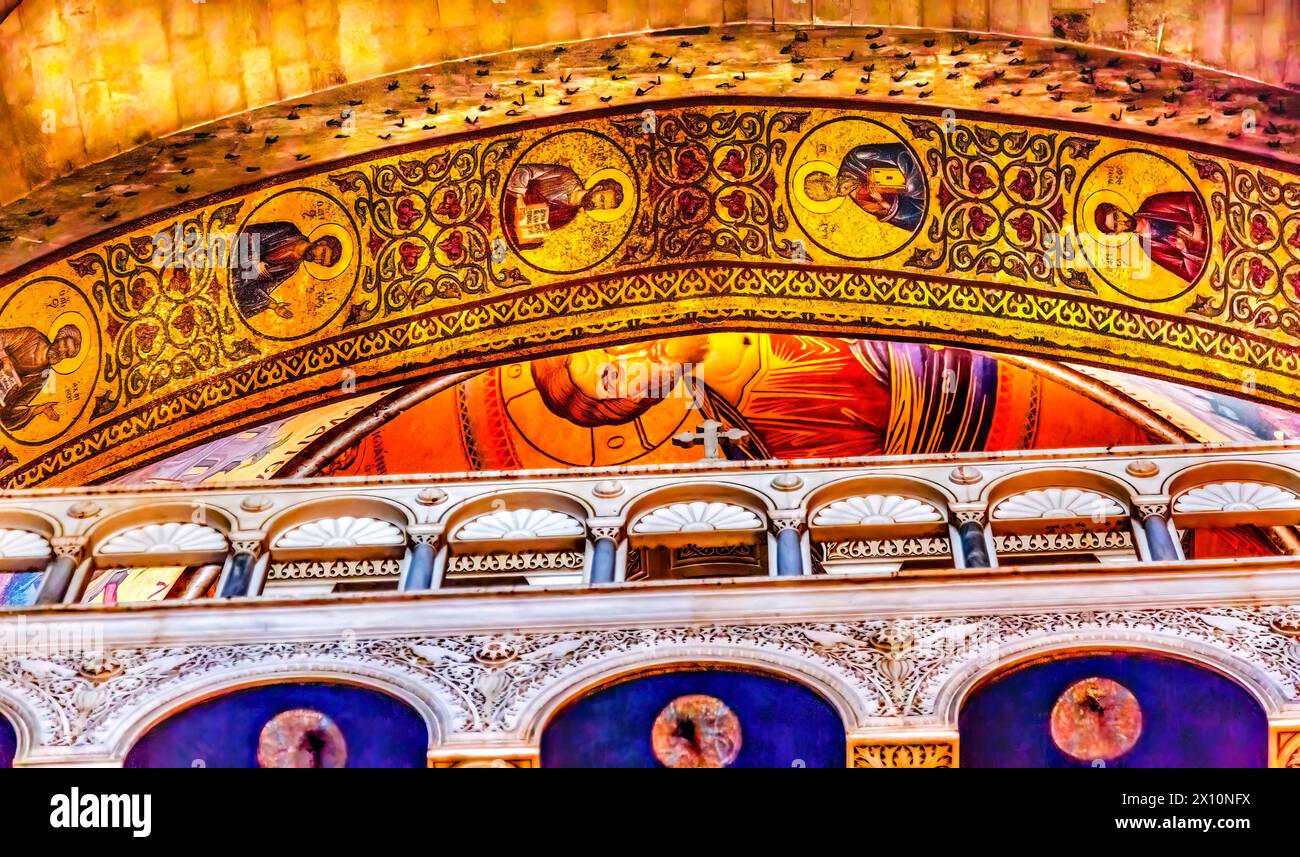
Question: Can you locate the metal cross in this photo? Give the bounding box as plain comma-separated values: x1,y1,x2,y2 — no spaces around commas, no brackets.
672,419,748,460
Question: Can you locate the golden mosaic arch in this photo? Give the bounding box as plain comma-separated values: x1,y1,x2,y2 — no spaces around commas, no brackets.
2,98,1300,487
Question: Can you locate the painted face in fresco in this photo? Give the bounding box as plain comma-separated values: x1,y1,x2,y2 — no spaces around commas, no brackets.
532,338,710,428
1096,205,1137,233
47,325,82,365
804,171,892,214
305,235,343,267
583,179,624,212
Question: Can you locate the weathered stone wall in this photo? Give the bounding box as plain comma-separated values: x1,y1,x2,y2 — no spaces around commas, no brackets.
0,0,1295,205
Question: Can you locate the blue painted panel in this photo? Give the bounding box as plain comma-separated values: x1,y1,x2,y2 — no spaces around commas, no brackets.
0,713,14,767
0,571,41,607
960,652,1267,768
125,682,427,768
541,668,845,768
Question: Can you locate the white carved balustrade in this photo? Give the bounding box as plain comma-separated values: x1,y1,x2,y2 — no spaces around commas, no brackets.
809,494,951,576
266,516,406,597
627,500,770,580
988,487,1137,565
0,440,1296,607
445,506,588,586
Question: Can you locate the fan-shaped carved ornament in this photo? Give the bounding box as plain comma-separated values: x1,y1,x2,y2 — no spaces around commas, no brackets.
0,528,51,559
992,489,1125,520
457,508,584,541
813,495,943,527
275,516,405,549
633,502,762,534
99,523,227,555
1173,482,1300,513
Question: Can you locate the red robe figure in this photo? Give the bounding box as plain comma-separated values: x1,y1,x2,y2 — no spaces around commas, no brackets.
1094,192,1209,282
503,164,624,248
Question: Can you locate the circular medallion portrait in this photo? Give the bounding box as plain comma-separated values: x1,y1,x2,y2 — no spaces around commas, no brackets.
787,117,928,261
501,129,637,275
1073,150,1209,303
1050,677,1143,762
227,188,360,341
0,277,100,446
257,708,348,768
651,694,743,768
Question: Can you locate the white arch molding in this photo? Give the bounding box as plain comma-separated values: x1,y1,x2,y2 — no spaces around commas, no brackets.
979,467,1141,509
0,685,45,767
932,631,1289,732
514,644,867,744
102,661,454,765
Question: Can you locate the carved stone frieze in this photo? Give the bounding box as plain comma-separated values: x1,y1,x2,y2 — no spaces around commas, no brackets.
994,530,1132,555
850,740,957,768
822,537,951,561
1274,730,1300,768
445,551,583,577
267,558,402,582
1,603,1298,758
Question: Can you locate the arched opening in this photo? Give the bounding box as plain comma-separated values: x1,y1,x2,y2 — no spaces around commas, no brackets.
262,496,412,597
805,477,956,576
1167,462,1300,560
441,490,592,588
0,711,15,768
958,650,1268,768
76,504,235,606
539,664,846,768
125,681,429,768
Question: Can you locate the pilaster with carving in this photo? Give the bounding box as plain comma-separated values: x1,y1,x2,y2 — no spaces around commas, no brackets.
850,736,958,768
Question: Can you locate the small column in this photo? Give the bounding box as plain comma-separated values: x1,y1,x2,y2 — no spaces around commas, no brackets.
218,535,263,598
771,512,807,577
953,508,993,568
1136,501,1182,562
35,537,88,605
180,564,223,600
587,523,621,585
403,526,442,591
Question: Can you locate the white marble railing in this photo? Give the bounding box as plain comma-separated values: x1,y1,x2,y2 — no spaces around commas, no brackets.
2,440,1300,607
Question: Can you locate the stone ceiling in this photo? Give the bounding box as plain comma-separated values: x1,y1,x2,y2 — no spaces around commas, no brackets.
2,22,1297,279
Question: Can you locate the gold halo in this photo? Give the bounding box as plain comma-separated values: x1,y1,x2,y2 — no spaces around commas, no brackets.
303,222,354,280
792,160,845,214
1079,187,1136,252
46,311,91,375
583,167,635,223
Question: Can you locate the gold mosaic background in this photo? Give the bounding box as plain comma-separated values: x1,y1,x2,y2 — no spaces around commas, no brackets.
2,100,1299,487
